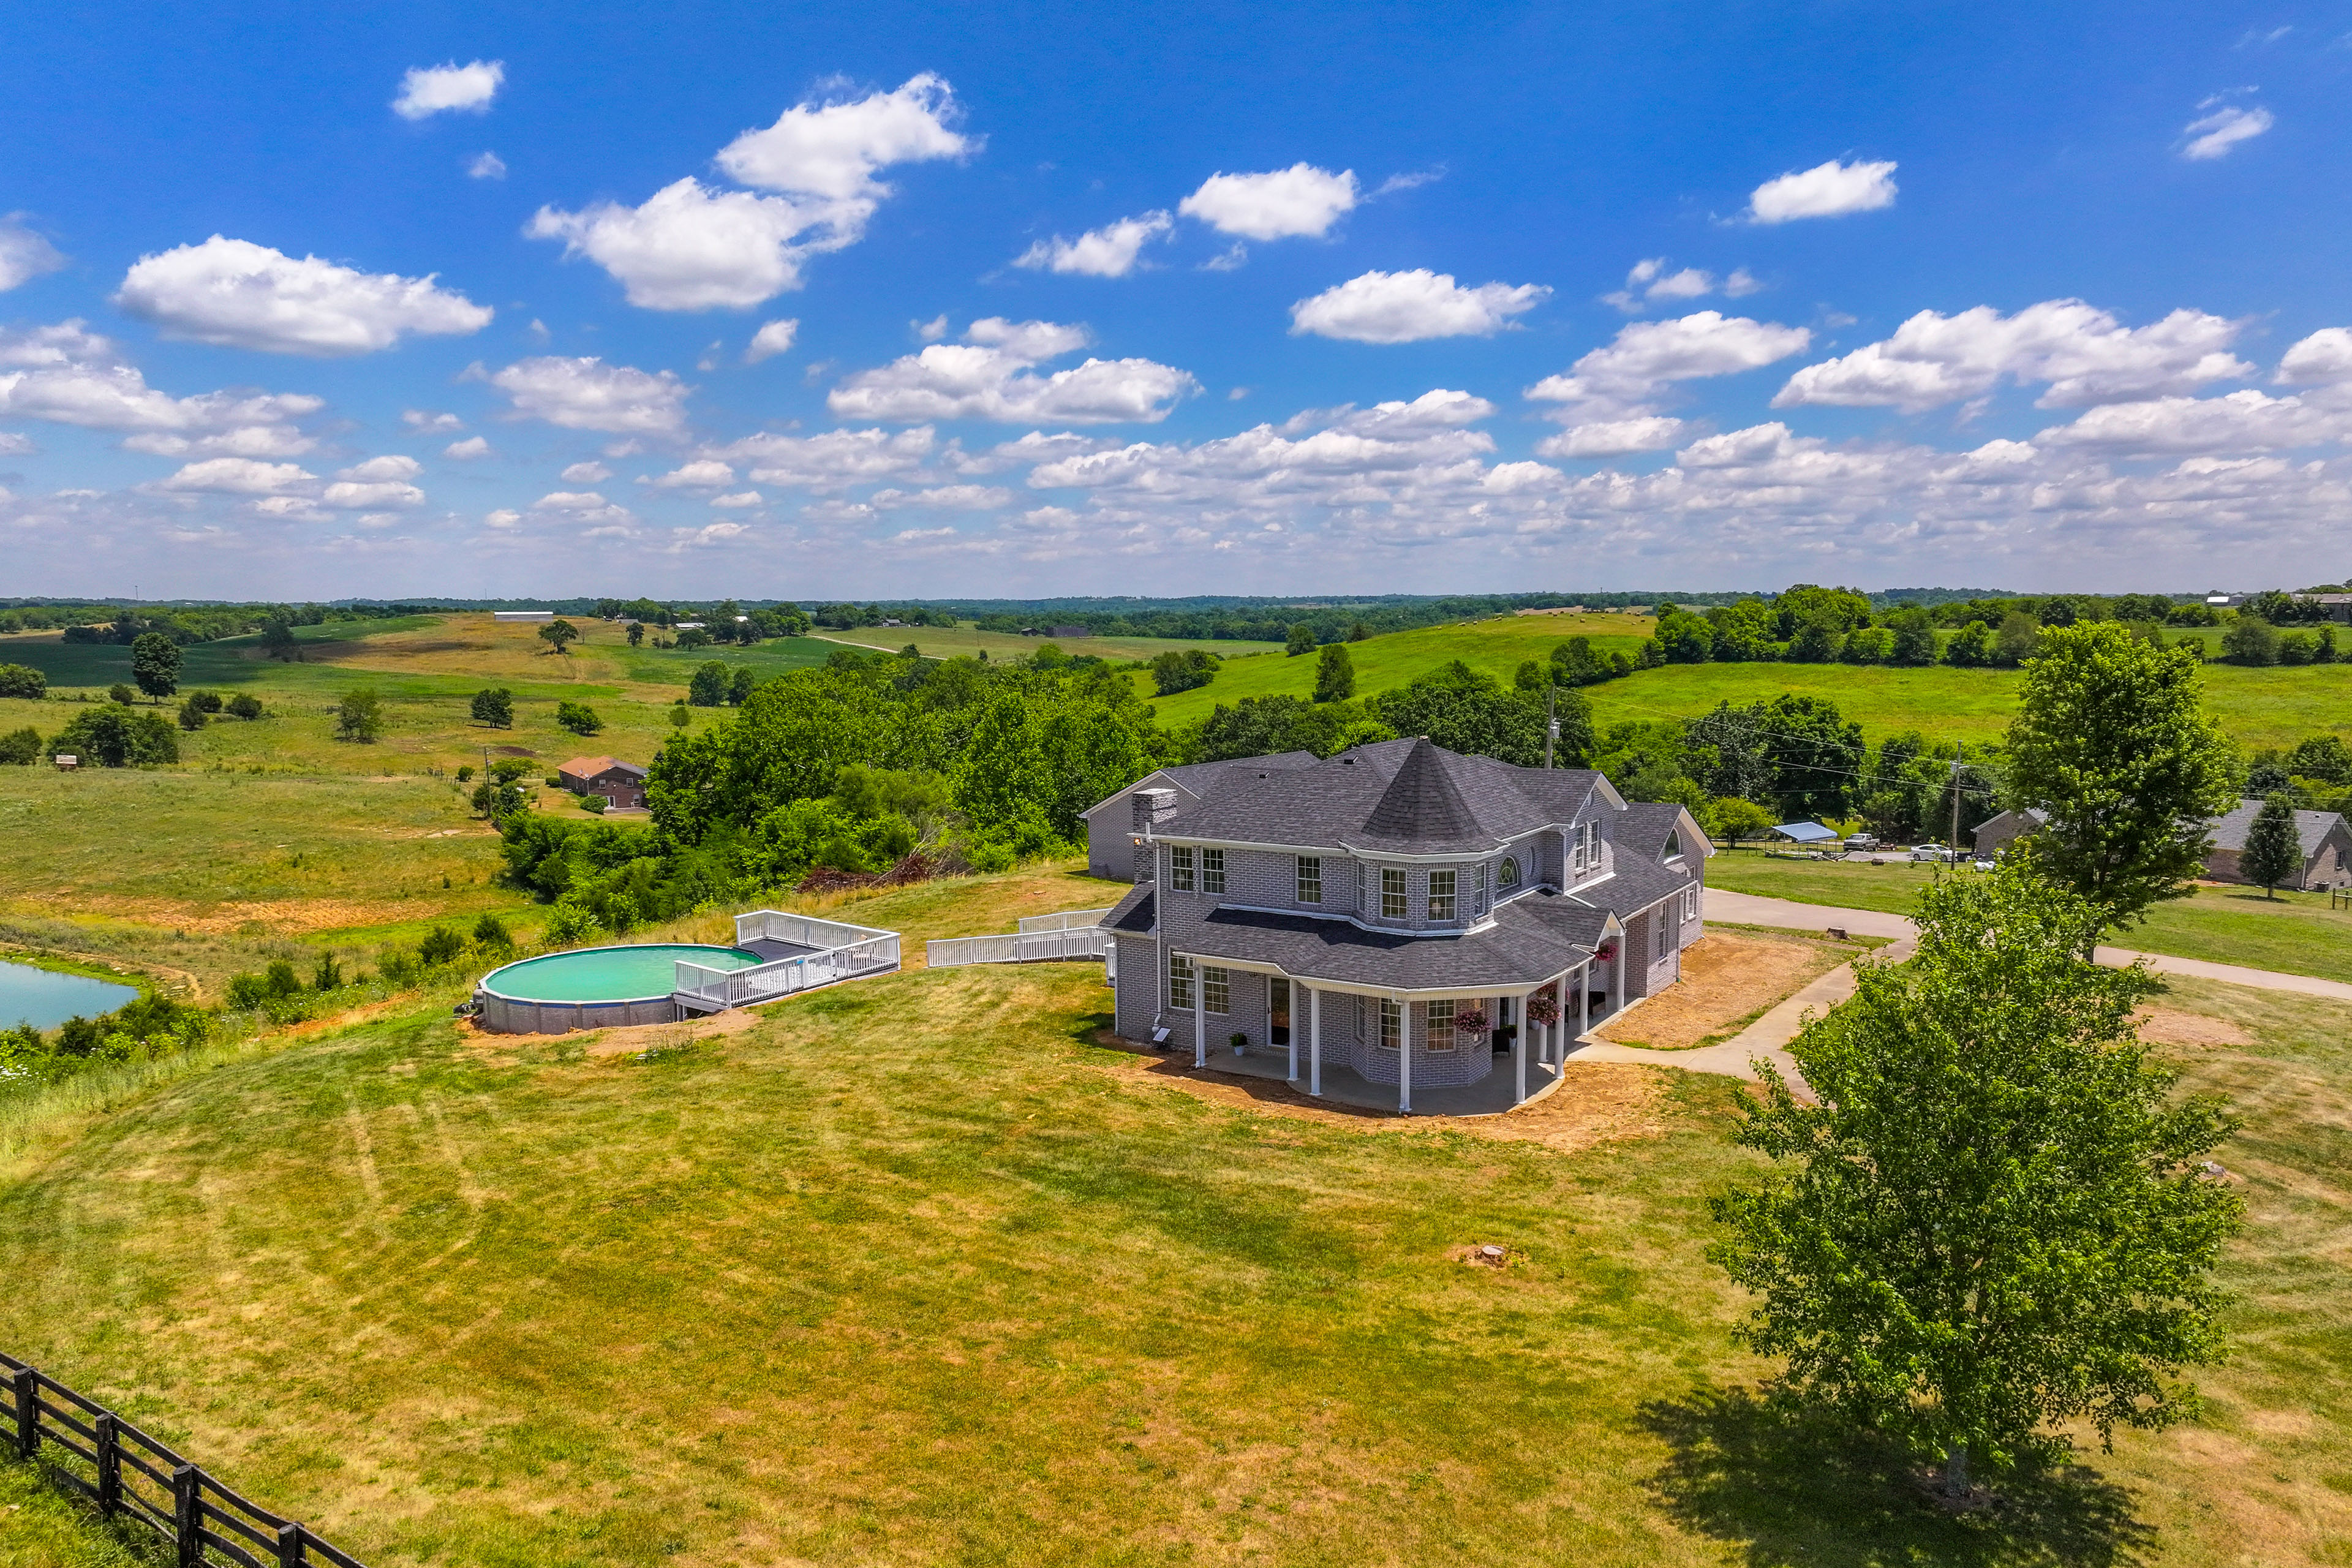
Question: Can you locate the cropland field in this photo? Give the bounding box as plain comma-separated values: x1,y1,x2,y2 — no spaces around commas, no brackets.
0,869,2340,1567
1709,852,2352,983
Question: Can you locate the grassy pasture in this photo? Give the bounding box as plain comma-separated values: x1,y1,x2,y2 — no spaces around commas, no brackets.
0,894,2342,1566
1707,852,2352,984
814,624,1288,663
1140,611,1655,725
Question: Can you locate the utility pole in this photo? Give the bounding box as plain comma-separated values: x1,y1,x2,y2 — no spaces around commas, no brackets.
1544,685,1558,770
1949,744,1964,862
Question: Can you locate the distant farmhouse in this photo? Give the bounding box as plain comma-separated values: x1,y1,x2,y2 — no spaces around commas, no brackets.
557,756,647,810
1972,800,2352,891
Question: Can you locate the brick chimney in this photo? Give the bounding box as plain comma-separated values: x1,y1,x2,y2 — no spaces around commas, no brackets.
1131,788,1177,881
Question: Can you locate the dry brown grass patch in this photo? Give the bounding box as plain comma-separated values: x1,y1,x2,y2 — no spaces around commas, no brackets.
1592,930,1854,1050
2134,1005,2256,1049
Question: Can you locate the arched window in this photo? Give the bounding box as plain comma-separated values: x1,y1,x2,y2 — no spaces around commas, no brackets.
1663,827,1683,861
1496,856,1521,890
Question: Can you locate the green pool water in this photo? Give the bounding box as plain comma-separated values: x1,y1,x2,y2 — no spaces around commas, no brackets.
481,944,763,1003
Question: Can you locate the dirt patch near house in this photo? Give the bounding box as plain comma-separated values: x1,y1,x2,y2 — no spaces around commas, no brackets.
1590,930,1856,1050
2135,1005,2256,1049
1091,1030,1667,1152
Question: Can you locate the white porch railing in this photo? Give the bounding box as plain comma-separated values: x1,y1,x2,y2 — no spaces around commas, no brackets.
673,910,902,1009
928,908,1114,968
1016,907,1112,933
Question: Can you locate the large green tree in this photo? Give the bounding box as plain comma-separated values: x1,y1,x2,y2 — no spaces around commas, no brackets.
2005,622,2237,932
2239,794,2302,898
129,632,181,699
1371,660,1579,767
1711,867,2241,1498
49,706,178,767
1313,641,1355,702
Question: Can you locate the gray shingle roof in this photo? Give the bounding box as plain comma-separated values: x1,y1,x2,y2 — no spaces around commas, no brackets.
1159,736,1608,854
1078,752,1318,819
2209,797,2346,858
1156,888,1616,991
1105,882,1156,935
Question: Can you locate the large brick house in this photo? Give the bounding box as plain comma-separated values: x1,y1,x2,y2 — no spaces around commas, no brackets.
2204,797,2352,890
1079,753,1317,880
1101,736,1709,1113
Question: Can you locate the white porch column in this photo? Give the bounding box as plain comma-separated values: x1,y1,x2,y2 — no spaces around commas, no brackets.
1398,995,1413,1115
1577,961,1591,1039
1286,984,1299,1082
1193,963,1206,1068
1512,991,1529,1104
1308,987,1322,1098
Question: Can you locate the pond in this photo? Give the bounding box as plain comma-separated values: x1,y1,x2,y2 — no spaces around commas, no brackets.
0,959,140,1032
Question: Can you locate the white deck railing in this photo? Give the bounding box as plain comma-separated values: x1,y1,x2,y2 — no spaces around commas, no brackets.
672,910,902,1009
1015,907,1112,933
928,908,1114,968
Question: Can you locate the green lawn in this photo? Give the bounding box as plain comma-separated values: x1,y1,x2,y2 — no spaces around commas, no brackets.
1707,852,2352,982
0,880,2344,1566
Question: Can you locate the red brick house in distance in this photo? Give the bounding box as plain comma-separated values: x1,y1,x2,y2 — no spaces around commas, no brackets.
557,756,648,809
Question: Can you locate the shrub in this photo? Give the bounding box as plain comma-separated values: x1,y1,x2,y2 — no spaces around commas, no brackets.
688,662,728,706
265,960,302,998
2222,614,2280,666
456,764,475,782
544,775,562,788
0,727,38,765
107,683,135,706
542,899,604,946
48,706,179,766
418,927,467,967
470,687,514,728
190,690,223,714
0,663,47,699
471,913,511,950
313,953,343,992
1150,649,1216,696
225,693,263,720
556,700,603,736
225,973,270,1009
581,793,608,813
176,697,208,731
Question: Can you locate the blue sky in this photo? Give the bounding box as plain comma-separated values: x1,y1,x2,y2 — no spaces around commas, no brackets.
2,0,2346,599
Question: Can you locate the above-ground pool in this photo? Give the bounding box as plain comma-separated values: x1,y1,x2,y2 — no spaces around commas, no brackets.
475,944,763,1034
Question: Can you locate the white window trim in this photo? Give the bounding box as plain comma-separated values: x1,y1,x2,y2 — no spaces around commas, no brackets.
1380,866,1409,919
1201,847,1226,895
1170,845,1196,892
1297,854,1322,905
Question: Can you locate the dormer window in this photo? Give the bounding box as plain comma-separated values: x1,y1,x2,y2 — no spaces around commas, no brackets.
1663,827,1682,862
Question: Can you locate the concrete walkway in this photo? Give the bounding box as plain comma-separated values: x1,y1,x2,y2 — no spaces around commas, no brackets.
1565,883,2352,1091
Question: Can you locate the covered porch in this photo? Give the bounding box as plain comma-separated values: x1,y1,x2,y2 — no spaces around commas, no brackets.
1160,949,1626,1115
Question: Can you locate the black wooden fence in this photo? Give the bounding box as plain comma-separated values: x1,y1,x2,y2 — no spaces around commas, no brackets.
0,1352,367,1567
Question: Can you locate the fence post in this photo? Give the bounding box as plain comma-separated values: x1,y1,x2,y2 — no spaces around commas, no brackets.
277,1521,307,1568
173,1465,201,1568
94,1412,120,1517
9,1366,33,1460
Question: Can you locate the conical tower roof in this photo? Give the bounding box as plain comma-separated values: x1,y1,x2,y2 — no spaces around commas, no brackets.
1358,736,1491,848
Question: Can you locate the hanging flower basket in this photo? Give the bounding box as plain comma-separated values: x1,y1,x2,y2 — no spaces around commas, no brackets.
1526,989,1560,1027
1453,1005,1491,1035
1595,941,1618,963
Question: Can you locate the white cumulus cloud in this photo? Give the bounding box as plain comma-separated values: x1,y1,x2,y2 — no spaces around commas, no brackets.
444,435,492,459
159,458,315,495
744,318,799,363
0,217,66,292
1014,211,1173,277
488,356,691,434
559,460,611,483
2182,102,2274,160
1602,258,1760,313
530,75,974,312
403,409,462,432
1745,158,1899,223
715,73,975,200
647,459,737,489
393,61,504,121
0,320,322,435
322,479,424,509
1179,165,1358,239
467,152,507,181
1289,269,1549,344
115,236,492,356
1773,301,2252,412
829,317,1196,424
337,454,421,482
711,426,937,489
1529,312,1812,417
2277,328,2352,385
1535,417,1690,458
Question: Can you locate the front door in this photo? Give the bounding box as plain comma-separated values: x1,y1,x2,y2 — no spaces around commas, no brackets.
1269,978,1291,1046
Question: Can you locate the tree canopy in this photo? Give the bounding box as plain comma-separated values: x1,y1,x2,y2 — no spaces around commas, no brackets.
1711,867,2241,1497
2241,794,2302,897
130,632,181,699
2005,623,2237,932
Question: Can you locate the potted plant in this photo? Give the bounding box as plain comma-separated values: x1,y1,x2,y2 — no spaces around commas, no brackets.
1230,1031,1249,1056
1453,1004,1490,1037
